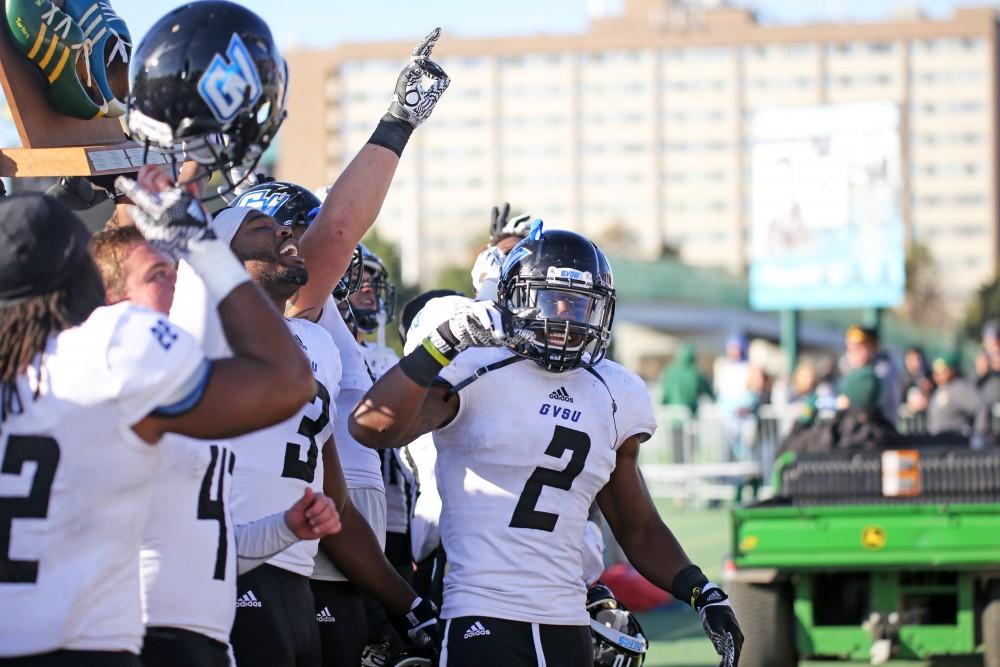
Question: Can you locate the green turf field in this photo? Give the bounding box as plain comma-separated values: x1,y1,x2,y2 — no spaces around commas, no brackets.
638,504,985,667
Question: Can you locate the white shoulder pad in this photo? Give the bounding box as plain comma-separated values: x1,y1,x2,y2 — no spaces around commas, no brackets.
104,304,208,425
597,360,657,449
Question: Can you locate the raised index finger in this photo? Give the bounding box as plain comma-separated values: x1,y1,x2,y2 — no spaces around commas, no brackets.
412,27,441,58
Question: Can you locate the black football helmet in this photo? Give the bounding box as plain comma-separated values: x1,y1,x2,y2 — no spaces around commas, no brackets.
333,245,365,302
587,584,648,667
497,228,615,372
231,181,321,228
345,244,396,333
126,1,287,183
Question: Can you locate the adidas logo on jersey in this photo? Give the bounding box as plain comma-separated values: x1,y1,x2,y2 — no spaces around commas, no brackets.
316,606,336,623
236,590,262,608
548,387,574,403
463,621,491,639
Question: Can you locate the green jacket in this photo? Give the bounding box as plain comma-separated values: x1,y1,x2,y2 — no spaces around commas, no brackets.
660,343,713,413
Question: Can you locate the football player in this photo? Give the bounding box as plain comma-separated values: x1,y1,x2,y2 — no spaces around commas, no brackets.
471,202,534,301
0,185,315,665
344,245,401,377
350,229,744,666
129,5,449,664
231,184,413,665
91,226,342,667
339,246,422,664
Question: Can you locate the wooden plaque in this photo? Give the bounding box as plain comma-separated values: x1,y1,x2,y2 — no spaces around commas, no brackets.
0,1,137,176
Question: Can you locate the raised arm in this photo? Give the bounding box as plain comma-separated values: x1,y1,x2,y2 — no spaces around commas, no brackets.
118,171,316,443
287,29,451,321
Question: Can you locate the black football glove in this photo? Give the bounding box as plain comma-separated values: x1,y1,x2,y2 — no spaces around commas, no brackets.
673,565,743,667
693,584,743,667
404,596,441,653
489,202,511,243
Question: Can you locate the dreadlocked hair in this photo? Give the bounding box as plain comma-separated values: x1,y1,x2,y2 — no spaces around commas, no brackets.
0,256,106,422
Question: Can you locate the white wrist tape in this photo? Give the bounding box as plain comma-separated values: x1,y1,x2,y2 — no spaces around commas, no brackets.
184,237,251,304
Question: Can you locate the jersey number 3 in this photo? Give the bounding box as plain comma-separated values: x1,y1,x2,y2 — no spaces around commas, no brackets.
0,435,60,583
282,381,330,483
509,426,591,532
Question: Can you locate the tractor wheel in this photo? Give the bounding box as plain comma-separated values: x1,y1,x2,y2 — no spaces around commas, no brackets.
985,580,1000,667
728,579,797,667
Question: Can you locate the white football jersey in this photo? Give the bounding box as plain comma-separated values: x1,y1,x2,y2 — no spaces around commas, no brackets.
360,342,399,379
228,318,341,578
407,434,441,563
141,436,237,645
0,304,206,656
435,348,656,625
315,297,382,492
382,447,416,535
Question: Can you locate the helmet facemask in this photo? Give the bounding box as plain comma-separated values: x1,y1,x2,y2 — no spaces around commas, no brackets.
344,252,396,334
333,246,365,302
127,50,287,202
502,273,615,373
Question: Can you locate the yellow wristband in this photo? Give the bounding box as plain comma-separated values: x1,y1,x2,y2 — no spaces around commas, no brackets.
422,337,451,367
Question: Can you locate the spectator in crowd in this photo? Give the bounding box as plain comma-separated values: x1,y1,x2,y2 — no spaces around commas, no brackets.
901,346,935,415
838,326,882,411
978,321,1000,408
982,319,1000,368
975,350,991,386
713,333,750,412
659,342,713,415
838,325,901,423
712,333,757,458
781,355,898,455
746,364,771,413
927,353,990,448
781,360,818,427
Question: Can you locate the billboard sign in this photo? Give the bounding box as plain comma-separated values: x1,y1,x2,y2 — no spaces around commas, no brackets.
749,102,904,311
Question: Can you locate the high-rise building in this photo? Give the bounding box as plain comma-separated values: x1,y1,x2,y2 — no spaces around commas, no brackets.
278,2,999,305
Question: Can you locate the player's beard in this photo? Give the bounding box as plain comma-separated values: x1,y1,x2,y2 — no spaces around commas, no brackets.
243,254,309,302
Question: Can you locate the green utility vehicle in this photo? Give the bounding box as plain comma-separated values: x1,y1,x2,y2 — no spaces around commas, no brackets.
726,446,1000,666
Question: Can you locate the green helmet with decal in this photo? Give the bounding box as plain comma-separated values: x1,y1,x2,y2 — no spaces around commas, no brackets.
5,0,108,119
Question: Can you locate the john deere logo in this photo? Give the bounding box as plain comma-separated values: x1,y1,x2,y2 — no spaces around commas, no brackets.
862,526,886,550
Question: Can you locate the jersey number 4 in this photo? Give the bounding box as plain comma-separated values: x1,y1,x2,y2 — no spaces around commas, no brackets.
509,426,591,532
198,445,235,581
282,381,330,483
0,435,60,583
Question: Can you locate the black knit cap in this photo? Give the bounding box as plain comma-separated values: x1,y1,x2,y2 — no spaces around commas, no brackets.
0,193,91,307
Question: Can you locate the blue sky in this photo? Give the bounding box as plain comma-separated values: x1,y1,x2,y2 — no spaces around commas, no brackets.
119,1,1000,50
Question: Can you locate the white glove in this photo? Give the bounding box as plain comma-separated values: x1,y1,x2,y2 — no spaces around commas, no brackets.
428,301,534,358
115,176,211,260
471,245,504,294
387,28,450,128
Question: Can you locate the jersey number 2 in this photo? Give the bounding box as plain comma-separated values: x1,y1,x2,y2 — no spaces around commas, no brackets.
198,445,234,581
0,435,60,583
509,426,591,532
282,381,330,483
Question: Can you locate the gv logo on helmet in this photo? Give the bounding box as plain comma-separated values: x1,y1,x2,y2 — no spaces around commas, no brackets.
198,33,263,124
235,190,290,217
